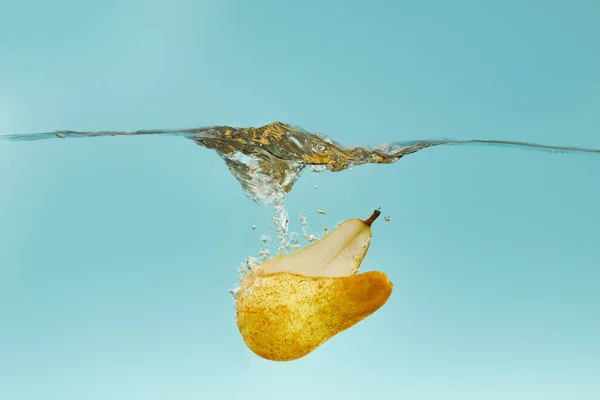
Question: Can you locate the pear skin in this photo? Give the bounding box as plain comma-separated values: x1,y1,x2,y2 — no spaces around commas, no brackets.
236,270,393,361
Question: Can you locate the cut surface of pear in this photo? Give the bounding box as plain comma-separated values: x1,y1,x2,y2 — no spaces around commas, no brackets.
236,270,393,361
236,209,393,361
255,210,381,278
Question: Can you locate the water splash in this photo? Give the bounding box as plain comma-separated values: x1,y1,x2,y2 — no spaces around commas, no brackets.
7,121,597,303
2,121,599,205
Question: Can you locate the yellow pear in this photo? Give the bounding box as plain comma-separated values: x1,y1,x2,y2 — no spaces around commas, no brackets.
236,210,393,361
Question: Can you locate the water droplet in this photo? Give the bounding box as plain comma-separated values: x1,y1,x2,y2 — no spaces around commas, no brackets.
261,235,271,243
251,225,256,230
258,249,270,258
323,227,329,233
377,206,382,211
384,216,391,222
316,209,326,215
314,185,319,190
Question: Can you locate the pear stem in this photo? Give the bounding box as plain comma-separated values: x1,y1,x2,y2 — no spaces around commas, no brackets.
364,210,381,226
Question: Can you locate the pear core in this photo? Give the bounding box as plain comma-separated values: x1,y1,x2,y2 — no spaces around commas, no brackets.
235,210,393,361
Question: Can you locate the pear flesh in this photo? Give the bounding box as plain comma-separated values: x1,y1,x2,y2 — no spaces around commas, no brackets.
236,210,393,361
255,210,381,278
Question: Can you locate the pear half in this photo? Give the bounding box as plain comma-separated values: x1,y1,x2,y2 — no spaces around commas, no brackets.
255,210,382,277
236,210,393,361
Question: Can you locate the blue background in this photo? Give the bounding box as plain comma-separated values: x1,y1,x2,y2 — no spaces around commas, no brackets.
1,1,599,399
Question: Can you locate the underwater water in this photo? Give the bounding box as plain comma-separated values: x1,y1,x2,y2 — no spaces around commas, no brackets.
1,1,599,399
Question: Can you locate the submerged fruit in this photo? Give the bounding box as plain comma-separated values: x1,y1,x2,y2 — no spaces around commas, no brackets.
236,270,392,361
255,210,381,278
235,210,393,361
